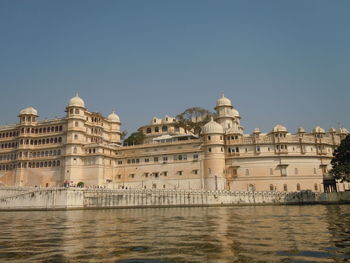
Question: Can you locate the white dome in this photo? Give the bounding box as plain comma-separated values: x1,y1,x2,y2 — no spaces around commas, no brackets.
338,127,349,134
231,108,240,117
216,93,232,108
253,128,261,134
107,111,120,122
68,93,85,108
313,126,325,133
19,107,38,116
226,127,243,135
272,124,288,133
201,117,224,134
298,127,305,133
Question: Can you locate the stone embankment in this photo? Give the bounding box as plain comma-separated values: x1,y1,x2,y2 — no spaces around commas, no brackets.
0,187,349,210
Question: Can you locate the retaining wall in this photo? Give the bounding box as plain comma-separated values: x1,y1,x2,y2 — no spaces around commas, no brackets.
0,187,349,210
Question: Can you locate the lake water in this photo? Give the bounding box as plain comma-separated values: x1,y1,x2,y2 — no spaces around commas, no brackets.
0,205,349,263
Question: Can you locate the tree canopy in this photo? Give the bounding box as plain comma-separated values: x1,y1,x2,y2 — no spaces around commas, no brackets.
330,134,350,182
123,131,145,146
176,107,214,135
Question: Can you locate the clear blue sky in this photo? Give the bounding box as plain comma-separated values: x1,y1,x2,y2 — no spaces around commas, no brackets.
1,0,349,134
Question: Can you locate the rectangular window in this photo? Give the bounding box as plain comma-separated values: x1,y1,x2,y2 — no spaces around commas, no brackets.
163,156,168,161
145,158,149,163
193,154,198,160
178,171,183,176
281,168,287,176
154,157,158,162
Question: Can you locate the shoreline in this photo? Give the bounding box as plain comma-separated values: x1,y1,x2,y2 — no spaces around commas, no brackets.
0,187,349,211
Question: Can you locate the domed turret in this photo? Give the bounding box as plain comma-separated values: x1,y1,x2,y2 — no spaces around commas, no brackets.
329,128,336,133
253,128,261,134
297,127,305,133
19,106,38,116
272,124,288,133
201,117,224,134
338,127,349,134
231,108,240,118
68,93,85,108
107,111,120,122
216,93,233,108
312,126,325,134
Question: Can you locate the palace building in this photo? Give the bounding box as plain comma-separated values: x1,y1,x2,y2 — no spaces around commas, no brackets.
0,93,349,192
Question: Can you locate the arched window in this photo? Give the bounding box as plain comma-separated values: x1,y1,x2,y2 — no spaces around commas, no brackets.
297,184,301,191
270,184,274,191
283,184,288,191
155,127,159,132
75,109,79,114
162,126,168,132
314,184,318,191
74,134,78,140
146,128,152,133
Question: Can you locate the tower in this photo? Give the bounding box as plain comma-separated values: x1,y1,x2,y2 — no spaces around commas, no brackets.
65,93,86,184
215,93,242,133
201,117,226,190
107,111,121,144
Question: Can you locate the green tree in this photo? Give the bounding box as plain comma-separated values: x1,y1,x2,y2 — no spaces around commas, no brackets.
77,182,85,188
176,107,214,135
330,134,350,182
123,131,145,146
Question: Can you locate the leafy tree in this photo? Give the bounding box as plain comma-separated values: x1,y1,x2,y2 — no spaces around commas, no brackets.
123,131,145,146
77,182,85,188
176,107,214,135
330,134,350,182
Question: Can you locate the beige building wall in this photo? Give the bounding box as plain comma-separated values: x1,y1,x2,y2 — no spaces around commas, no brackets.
0,93,348,193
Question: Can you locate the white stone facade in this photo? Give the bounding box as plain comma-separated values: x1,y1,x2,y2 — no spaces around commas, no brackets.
0,94,349,192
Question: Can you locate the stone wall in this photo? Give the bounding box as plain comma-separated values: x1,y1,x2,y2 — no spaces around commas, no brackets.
0,187,349,210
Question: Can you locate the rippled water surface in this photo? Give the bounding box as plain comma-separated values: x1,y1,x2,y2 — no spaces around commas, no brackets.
0,205,350,262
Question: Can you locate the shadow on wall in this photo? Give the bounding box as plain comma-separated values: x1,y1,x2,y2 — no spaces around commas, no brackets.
285,190,319,204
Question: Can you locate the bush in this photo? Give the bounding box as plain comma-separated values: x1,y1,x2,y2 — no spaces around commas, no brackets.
77,182,85,188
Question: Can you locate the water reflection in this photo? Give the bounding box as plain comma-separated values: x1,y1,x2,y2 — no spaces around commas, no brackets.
0,205,349,262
